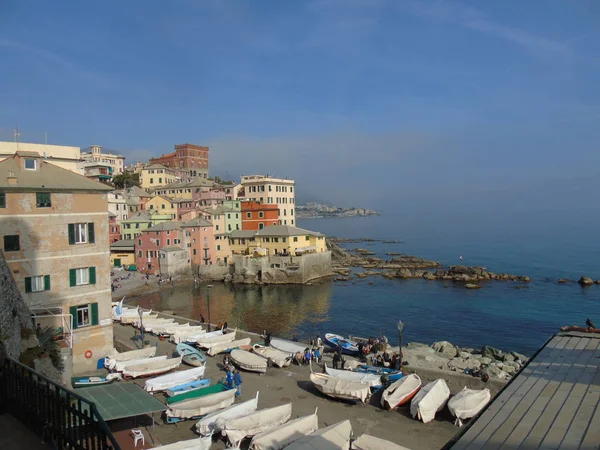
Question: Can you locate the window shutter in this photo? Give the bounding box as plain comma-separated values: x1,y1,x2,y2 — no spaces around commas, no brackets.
44,275,50,291
25,277,32,293
70,306,78,330
91,303,99,326
68,224,75,245
88,223,95,243
89,267,96,284
69,269,76,287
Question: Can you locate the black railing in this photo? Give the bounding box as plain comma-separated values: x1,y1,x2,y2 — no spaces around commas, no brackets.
0,357,120,450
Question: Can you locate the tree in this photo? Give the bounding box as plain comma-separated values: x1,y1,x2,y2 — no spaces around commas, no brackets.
112,172,140,189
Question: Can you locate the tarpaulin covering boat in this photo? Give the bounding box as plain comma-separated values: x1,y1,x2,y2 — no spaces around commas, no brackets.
144,365,205,392
218,403,292,447
285,420,353,450
310,372,369,403
230,349,268,373
112,355,167,372
447,387,491,427
195,391,259,436
410,379,450,423
168,382,232,405
104,346,157,368
249,408,319,450
352,434,412,450
207,338,252,356
325,364,382,388
195,329,237,348
381,374,421,410
166,387,236,420
269,338,306,356
252,344,292,367
152,433,213,449
121,356,182,379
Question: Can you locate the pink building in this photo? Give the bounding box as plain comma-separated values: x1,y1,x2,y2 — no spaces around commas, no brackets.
176,199,199,220
135,222,184,273
193,186,226,206
181,217,216,267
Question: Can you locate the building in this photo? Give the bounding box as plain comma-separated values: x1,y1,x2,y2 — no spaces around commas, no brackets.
134,222,184,273
181,217,216,268
121,185,152,211
108,191,128,223
240,175,296,225
81,162,113,183
0,141,82,174
149,143,209,179
222,200,242,232
139,164,181,189
120,210,171,240
158,247,189,276
241,200,279,230
145,194,178,220
153,178,218,201
80,145,125,175
108,213,121,244
0,151,114,373
109,239,135,268
229,225,326,256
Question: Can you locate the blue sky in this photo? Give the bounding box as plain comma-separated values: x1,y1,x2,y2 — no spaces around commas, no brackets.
1,0,599,214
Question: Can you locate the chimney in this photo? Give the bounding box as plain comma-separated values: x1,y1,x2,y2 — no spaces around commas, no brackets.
7,170,17,185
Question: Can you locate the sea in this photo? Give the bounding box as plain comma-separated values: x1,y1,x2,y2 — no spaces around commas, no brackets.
130,211,600,356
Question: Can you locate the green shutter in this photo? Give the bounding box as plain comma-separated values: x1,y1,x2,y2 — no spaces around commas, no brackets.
91,303,99,326
89,267,96,284
24,277,32,293
88,223,95,244
69,269,76,287
68,224,75,245
44,275,50,291
70,306,78,330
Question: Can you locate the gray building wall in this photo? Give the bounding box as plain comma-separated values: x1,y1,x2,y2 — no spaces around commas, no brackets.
159,249,190,276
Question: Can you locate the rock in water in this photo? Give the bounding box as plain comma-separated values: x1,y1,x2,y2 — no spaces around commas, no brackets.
432,341,458,358
465,283,481,289
578,276,594,286
481,345,504,361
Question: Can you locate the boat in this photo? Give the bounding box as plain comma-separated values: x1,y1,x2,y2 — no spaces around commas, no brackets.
207,338,252,356
352,434,412,450
229,349,268,373
324,333,359,356
161,325,204,336
138,319,175,331
195,391,259,436
120,313,158,324
166,387,237,422
249,408,319,450
381,374,422,409
252,344,292,367
112,355,168,372
447,387,491,427
176,343,206,367
285,420,353,450
168,382,232,405
410,379,450,423
309,372,370,403
325,364,382,388
269,338,307,356
71,373,121,388
166,379,211,397
173,329,222,344
121,356,182,379
152,433,213,450
144,366,206,392
355,365,404,381
153,323,190,335
195,329,237,349
218,403,292,447
104,346,157,368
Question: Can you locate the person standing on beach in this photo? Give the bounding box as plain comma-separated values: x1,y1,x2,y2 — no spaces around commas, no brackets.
200,315,205,324
233,370,243,396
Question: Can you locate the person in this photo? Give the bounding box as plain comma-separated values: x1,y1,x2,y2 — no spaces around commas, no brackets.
265,331,272,347
225,369,234,389
337,342,342,359
313,347,321,363
223,354,233,372
309,337,314,347
304,348,312,365
340,356,346,370
357,342,365,361
36,323,42,334
217,321,223,331
459,255,463,262
223,321,228,332
332,352,340,370
393,353,401,371
200,315,205,324
233,370,243,396
316,336,323,348
294,351,303,365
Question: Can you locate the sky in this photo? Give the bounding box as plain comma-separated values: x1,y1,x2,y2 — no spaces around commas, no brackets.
1,0,600,219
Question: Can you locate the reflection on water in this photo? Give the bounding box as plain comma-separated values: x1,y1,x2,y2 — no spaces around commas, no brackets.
130,280,333,338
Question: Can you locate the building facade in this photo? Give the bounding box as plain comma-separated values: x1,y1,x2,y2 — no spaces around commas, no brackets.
222,200,242,232
149,143,209,179
108,213,121,244
229,225,327,256
181,217,216,268
145,195,178,220
134,222,185,273
139,164,181,189
241,201,279,230
0,141,82,174
120,210,171,240
240,175,296,225
108,191,128,223
80,145,125,175
81,162,113,183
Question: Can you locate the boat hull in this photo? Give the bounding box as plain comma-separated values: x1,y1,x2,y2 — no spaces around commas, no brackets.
381,374,422,410
324,333,359,356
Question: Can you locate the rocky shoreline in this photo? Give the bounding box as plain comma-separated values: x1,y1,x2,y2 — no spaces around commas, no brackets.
296,202,379,219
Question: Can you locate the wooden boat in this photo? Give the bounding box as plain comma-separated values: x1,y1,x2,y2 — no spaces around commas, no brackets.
249,408,318,450
71,373,121,388
120,313,158,324
121,356,182,379
410,379,450,423
352,434,412,450
153,323,190,335
152,433,213,450
325,364,382,388
560,325,600,334
207,338,252,356
269,338,306,356
196,329,237,349
324,333,359,356
310,372,370,403
166,387,236,422
195,391,259,436
138,318,175,331
104,346,157,368
285,420,353,450
170,329,210,344
168,382,232,405
176,343,206,367
355,365,403,381
252,344,292,367
144,365,206,392
447,387,491,427
230,349,268,373
381,374,422,410
112,355,168,372
218,403,292,447
161,325,203,337
166,379,211,397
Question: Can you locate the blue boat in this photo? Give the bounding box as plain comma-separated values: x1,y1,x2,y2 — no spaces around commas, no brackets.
176,342,206,367
324,333,359,356
165,378,211,397
354,365,404,382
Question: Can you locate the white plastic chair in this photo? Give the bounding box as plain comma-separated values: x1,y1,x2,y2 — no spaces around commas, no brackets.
132,429,144,447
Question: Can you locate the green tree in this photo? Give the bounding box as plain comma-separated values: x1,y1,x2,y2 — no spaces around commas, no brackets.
112,172,140,189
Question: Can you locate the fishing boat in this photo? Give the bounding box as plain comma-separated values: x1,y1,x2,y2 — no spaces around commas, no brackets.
352,434,412,450
410,379,450,423
447,387,491,427
153,323,190,335
71,373,121,388
309,372,370,403
324,333,359,356
170,329,213,344
249,408,318,450
176,343,206,367
152,433,213,450
166,387,236,422
104,346,157,369
196,329,237,349
381,374,422,410
120,313,159,324
285,420,353,450
121,356,182,379
138,319,175,331
112,355,168,372
218,403,292,447
207,338,252,356
325,364,382,388
252,344,292,367
355,365,404,381
161,325,203,337
269,338,306,356
166,379,211,397
229,349,268,373
168,382,232,405
144,366,206,392
195,391,259,436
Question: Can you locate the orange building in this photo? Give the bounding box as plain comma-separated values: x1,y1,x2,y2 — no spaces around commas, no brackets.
149,143,209,179
241,201,278,231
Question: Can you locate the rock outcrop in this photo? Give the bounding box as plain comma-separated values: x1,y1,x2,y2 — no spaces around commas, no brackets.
578,276,595,286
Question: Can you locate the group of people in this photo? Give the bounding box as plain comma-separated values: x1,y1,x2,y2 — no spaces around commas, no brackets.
294,346,322,365
222,355,243,396
371,352,402,370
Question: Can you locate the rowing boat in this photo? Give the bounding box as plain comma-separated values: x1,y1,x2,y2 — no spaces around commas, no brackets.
112,355,168,372
352,434,412,450
252,344,292,367
381,373,421,410
71,373,121,388
230,349,268,373
325,364,382,388
218,403,292,447
166,379,211,397
196,329,237,349
285,420,353,450
121,356,182,379
166,387,236,421
176,343,206,367
195,391,259,436
207,338,252,356
324,333,359,356
104,346,157,369
144,365,206,392
355,365,403,381
310,372,370,403
152,433,213,449
249,408,318,450
167,382,232,405
410,379,450,423
269,338,306,356
447,387,491,427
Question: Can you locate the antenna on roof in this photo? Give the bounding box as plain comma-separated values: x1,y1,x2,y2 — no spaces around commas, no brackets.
13,126,20,149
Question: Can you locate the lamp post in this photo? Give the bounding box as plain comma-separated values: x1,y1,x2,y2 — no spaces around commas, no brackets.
138,306,144,347
206,285,213,332
397,320,404,362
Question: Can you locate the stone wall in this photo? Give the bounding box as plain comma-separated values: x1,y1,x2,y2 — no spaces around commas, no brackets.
197,264,232,281
159,249,190,277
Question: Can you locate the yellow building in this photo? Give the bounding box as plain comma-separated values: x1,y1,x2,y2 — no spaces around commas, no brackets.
229,225,326,256
0,141,82,175
139,164,181,189
153,178,217,200
109,239,136,267
145,194,178,220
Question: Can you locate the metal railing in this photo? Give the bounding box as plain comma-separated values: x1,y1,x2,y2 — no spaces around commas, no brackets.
0,357,120,450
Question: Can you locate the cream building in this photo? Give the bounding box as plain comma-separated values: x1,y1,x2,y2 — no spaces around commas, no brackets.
240,175,296,226
80,145,125,175
108,191,128,222
229,225,326,256
139,164,181,189
0,141,82,174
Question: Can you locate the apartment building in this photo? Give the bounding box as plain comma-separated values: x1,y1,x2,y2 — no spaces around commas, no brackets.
241,201,279,230
139,164,181,189
80,145,125,175
149,143,209,179
0,141,82,174
240,175,296,225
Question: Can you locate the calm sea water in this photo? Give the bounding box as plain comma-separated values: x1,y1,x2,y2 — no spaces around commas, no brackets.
131,212,600,356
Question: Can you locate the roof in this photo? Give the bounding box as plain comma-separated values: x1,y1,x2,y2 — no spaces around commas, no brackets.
181,217,213,228
110,239,134,249
0,153,113,192
255,225,324,237
156,178,217,190
447,331,600,450
123,211,152,222
145,222,181,232
108,212,117,218
143,164,169,170
160,246,186,252
123,186,152,198
229,230,257,239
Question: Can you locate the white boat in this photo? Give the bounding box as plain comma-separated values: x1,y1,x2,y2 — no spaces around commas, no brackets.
112,355,167,372
252,344,292,367
122,356,182,379
196,329,237,348
310,372,370,403
269,338,306,356
447,387,491,427
121,313,158,324
137,318,175,331
144,366,206,392
207,338,251,356
218,403,292,447
249,408,319,450
381,374,422,410
161,325,203,336
167,388,236,420
195,391,259,436
229,349,268,373
352,434,412,450
285,420,353,450
170,329,213,344
325,364,382,388
153,323,190,334
152,433,213,450
104,347,157,368
410,379,450,424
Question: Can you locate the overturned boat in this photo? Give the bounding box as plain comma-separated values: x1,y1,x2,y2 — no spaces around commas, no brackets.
144,365,206,392
121,356,182,379
218,403,292,447
381,373,422,410
269,338,306,356
176,343,206,367
410,379,450,424
447,387,491,427
230,349,268,373
252,344,292,367
166,388,236,422
249,408,319,450
310,372,370,403
207,338,252,356
104,346,157,369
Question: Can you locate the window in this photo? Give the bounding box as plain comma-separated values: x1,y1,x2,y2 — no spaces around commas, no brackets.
138,251,142,257
69,303,98,329
268,185,272,191
293,237,298,242
227,214,231,219
159,178,162,183
259,223,264,230
283,209,287,216
193,249,197,255
0,192,6,208
306,236,310,241
167,239,170,245
273,238,279,243
228,224,232,231
138,239,142,246
150,178,154,184
217,245,221,251
291,209,294,216
25,275,50,293
246,212,252,219
291,219,294,225
3,235,20,251
258,211,264,218
68,223,95,244
216,225,219,231
24,159,36,170
161,204,165,209
69,267,96,286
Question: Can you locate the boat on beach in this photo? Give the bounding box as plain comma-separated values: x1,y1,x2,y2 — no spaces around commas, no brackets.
120,313,158,324
207,338,252,356
352,434,412,450
249,407,319,450
325,364,382,388
176,343,206,367
324,333,360,356
252,344,292,367
285,420,353,450
71,373,121,388
112,355,168,372
196,329,237,349
166,379,211,397
104,346,157,368
230,349,268,373
381,373,422,409
355,365,403,381
217,403,292,447
144,365,206,392
137,318,175,331
160,325,203,336
447,387,491,427
121,356,182,379
167,382,232,405
171,329,219,344
195,391,259,436
166,387,236,422
310,372,370,403
269,338,306,356
410,379,450,423
152,433,213,450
